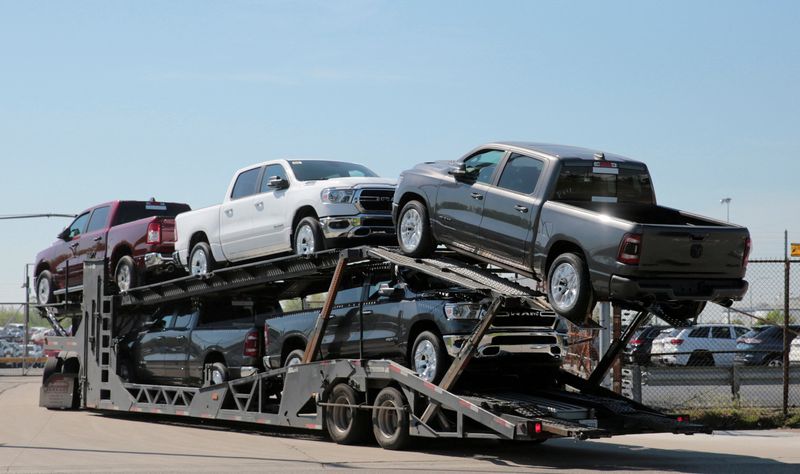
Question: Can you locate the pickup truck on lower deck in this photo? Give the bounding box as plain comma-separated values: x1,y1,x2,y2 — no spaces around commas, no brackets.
34,199,191,304
393,142,750,323
117,297,270,387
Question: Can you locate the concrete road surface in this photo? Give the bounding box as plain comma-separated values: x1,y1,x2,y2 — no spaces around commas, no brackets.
1,376,798,473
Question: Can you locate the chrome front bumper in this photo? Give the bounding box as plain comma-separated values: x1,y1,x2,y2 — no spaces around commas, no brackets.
443,332,565,359
319,214,395,240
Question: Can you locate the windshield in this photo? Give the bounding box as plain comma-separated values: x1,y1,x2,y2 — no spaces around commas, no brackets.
553,162,655,204
289,160,378,181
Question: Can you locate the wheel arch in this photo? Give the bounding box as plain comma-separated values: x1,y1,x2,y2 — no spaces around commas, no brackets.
109,245,133,275
281,335,308,365
291,206,319,234
405,319,443,363
544,240,587,279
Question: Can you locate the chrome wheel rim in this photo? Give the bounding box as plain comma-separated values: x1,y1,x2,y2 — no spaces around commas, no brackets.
768,358,782,367
551,262,579,310
116,264,131,291
211,369,224,385
295,225,316,255
190,248,208,275
413,340,437,382
331,394,354,433
376,399,400,439
399,208,422,250
37,277,50,304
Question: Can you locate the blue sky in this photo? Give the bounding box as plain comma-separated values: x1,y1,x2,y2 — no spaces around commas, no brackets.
0,1,798,303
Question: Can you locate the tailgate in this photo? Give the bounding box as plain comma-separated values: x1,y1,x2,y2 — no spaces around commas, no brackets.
638,225,748,276
158,218,177,243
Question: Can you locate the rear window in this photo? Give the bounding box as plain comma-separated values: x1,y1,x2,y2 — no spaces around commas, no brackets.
553,162,655,204
112,202,191,226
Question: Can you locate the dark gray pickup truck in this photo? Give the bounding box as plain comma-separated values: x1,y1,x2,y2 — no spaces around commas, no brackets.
392,142,750,322
263,267,565,383
117,297,266,387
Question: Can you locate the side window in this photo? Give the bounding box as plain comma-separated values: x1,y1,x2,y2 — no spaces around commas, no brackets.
688,327,709,338
151,310,175,332
711,327,731,339
496,153,544,195
230,167,262,199
463,150,505,184
260,164,288,193
67,212,91,239
173,308,197,330
85,206,111,234
734,327,749,337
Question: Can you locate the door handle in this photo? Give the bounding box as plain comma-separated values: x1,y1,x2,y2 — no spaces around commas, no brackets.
361,310,374,316
224,208,233,217
93,236,102,242
470,192,484,200
514,205,529,213
176,335,186,340
69,242,79,249
255,201,264,209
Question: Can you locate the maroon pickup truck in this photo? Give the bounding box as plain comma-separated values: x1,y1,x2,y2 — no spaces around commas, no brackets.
34,200,191,304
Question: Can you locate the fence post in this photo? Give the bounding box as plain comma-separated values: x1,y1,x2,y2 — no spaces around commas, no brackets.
783,230,790,418
731,364,741,403
22,264,30,376
631,364,642,403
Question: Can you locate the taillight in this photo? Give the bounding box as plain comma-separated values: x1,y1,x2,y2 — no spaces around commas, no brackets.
146,222,162,244
742,237,751,268
263,322,270,350
669,338,684,345
629,339,643,345
617,233,642,265
243,329,259,357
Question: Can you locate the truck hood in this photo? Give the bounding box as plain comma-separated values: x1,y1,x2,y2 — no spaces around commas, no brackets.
298,177,396,189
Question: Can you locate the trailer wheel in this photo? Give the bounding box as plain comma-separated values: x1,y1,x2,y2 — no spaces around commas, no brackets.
372,386,410,450
547,252,593,321
397,200,434,257
114,256,137,292
324,383,369,445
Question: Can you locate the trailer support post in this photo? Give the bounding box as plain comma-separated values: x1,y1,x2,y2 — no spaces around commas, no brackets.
586,310,648,388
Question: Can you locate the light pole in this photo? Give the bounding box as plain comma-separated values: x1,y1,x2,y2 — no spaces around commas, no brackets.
720,197,732,324
720,197,731,223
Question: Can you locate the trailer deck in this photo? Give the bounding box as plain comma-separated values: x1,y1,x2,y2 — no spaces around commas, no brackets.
40,246,708,450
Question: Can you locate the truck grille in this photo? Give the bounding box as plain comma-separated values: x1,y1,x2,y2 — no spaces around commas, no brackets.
491,313,557,328
355,189,394,213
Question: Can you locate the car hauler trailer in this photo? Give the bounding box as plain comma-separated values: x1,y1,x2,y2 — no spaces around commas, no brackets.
39,247,707,450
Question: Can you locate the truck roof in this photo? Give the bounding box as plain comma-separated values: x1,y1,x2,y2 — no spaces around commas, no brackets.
487,142,644,165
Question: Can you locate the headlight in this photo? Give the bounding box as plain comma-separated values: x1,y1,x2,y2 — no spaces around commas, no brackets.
321,188,355,204
444,303,484,320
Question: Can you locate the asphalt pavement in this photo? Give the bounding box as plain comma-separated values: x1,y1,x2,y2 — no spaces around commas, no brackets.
1,375,799,473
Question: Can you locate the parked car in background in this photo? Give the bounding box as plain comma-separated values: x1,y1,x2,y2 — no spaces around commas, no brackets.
263,266,564,383
117,296,272,387
790,337,800,365
735,326,769,343
392,142,750,324
175,160,396,276
34,199,191,304
624,325,667,365
654,324,748,366
735,325,800,366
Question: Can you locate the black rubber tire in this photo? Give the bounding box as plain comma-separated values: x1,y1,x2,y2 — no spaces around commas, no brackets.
325,383,370,445
372,386,411,450
42,357,63,384
687,352,714,367
118,358,136,383
284,349,305,367
114,256,138,292
409,330,448,384
293,217,326,256
61,357,81,410
36,270,54,305
206,361,228,386
547,252,594,321
396,200,435,257
189,241,215,275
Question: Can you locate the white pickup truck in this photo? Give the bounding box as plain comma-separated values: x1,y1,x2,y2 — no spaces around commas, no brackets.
175,159,396,274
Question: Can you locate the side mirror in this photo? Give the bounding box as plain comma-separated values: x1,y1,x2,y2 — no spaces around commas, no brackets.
377,283,405,299
267,176,289,190
57,228,71,241
448,163,469,181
